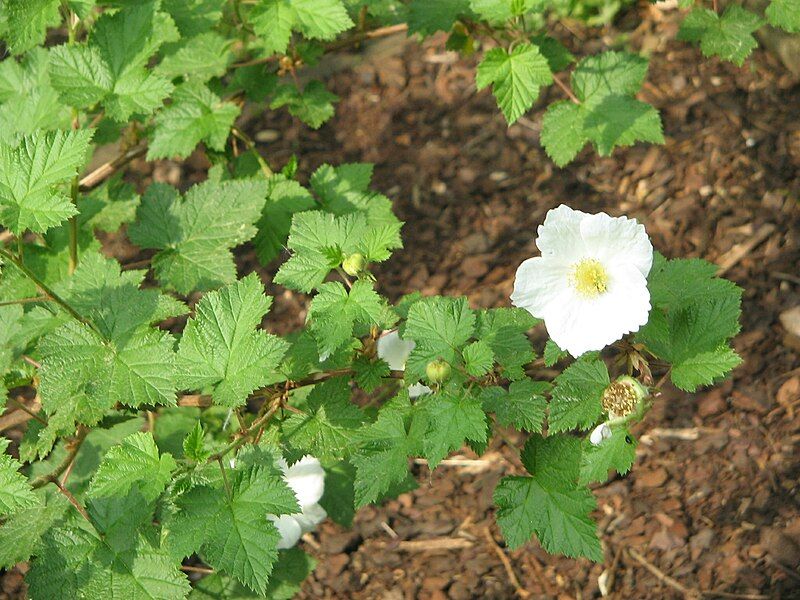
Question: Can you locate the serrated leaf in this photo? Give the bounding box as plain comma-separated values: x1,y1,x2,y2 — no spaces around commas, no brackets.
291,0,354,39
251,0,294,54
3,0,60,56
156,32,234,82
169,464,299,594
671,345,741,392
482,379,548,431
0,129,92,234
254,176,317,265
543,339,567,367
407,0,469,35
420,387,487,468
176,274,289,407
88,431,176,501
149,82,240,159
579,425,637,484
0,438,39,516
548,355,609,432
462,340,494,376
678,6,763,66
270,81,338,129
766,0,800,33
283,378,365,459
476,43,552,124
531,34,575,72
183,421,209,462
129,179,267,293
307,280,386,357
494,435,602,560
353,356,391,392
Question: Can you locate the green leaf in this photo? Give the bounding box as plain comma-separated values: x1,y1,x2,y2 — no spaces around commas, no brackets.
169,464,299,594
670,345,741,392
766,0,800,33
79,175,141,233
482,379,548,432
352,393,424,507
404,296,475,379
531,34,575,72
474,308,536,381
183,421,210,462
88,432,176,502
476,43,552,124
494,435,602,560
149,82,240,159
462,340,494,376
283,378,365,460
0,48,69,144
164,0,226,37
128,179,267,293
420,387,487,468
2,0,60,55
270,81,338,129
579,425,637,484
251,0,294,54
548,355,609,432
353,355,391,392
407,0,469,35
156,32,234,82
0,491,68,569
176,274,289,407
49,45,114,109
307,280,387,357
470,0,540,23
540,52,663,166
253,176,317,265
291,0,354,40
543,339,567,367
678,6,763,66
0,438,39,517
0,129,92,234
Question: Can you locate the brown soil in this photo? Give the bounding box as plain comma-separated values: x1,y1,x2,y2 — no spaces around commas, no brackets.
3,5,800,600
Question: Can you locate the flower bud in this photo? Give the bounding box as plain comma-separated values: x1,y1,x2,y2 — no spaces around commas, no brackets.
342,253,366,276
601,376,647,418
425,359,451,384
589,423,612,446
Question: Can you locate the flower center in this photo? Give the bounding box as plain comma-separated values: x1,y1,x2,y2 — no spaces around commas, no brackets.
571,258,609,298
601,381,638,417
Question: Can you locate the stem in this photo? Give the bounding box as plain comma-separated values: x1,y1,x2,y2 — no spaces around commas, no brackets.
231,128,273,177
0,248,100,335
0,296,49,307
68,170,79,275
50,475,92,522
217,456,232,500
6,397,47,425
78,144,147,191
31,426,89,489
552,75,580,104
335,267,354,290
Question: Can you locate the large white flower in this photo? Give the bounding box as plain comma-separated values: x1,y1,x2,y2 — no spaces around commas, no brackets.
377,330,431,397
511,204,653,357
268,456,327,549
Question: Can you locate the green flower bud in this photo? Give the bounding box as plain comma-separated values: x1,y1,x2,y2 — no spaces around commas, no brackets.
342,253,366,276
425,359,451,384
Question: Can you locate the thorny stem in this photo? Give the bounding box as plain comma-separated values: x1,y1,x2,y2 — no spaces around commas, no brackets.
0,248,100,335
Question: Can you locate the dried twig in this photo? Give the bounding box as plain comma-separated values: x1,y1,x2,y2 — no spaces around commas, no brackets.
78,144,147,191
627,547,701,599
483,527,530,599
716,223,776,277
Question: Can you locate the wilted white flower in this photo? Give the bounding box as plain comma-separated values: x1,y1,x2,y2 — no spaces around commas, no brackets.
511,204,653,357
269,456,327,549
589,423,612,446
377,330,431,397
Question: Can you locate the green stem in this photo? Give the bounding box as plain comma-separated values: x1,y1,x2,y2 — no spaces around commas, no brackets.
217,456,233,500
68,171,79,275
231,128,273,178
30,426,89,489
0,296,50,307
0,248,99,335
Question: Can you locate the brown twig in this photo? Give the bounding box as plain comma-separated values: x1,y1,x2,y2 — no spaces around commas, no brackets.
6,396,47,425
552,75,580,104
180,565,214,574
78,144,147,191
49,474,92,522
627,547,701,599
483,527,530,599
30,426,90,489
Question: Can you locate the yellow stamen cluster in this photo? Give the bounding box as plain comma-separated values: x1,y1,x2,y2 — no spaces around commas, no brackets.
601,381,638,417
571,258,609,298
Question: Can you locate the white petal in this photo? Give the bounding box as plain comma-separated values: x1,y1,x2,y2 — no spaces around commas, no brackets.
535,204,589,259
542,263,650,356
579,211,653,278
377,330,415,371
294,503,327,533
285,456,326,507
269,514,303,550
590,423,612,446
510,255,571,318
408,382,432,398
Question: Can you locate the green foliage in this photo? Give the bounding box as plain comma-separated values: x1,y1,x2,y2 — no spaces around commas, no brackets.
678,6,763,66
541,51,664,166
0,0,751,593
766,0,800,33
494,435,603,561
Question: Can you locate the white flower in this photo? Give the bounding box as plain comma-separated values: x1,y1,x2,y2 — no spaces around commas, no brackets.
377,330,431,397
268,456,327,549
511,204,653,357
589,423,612,446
